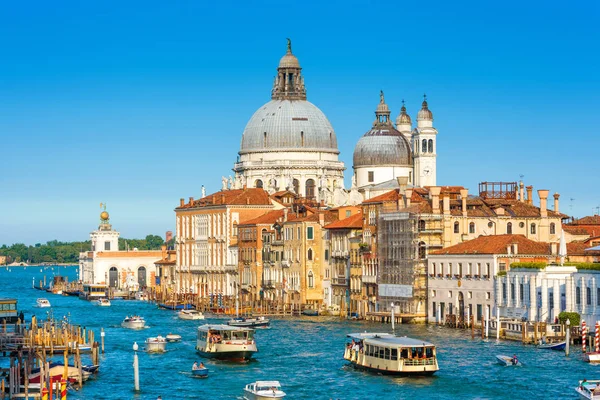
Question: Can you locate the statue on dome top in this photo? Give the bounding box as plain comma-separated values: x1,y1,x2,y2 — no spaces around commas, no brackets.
286,38,292,53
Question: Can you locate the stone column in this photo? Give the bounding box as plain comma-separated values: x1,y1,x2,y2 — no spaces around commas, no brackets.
515,275,520,308
530,275,537,321
553,279,560,321
581,276,587,316
593,277,597,314
565,276,573,312
541,278,548,322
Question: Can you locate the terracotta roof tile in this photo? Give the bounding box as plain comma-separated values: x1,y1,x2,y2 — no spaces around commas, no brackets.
324,213,363,229
430,234,551,255
96,251,162,258
238,209,298,226
572,216,600,225
563,225,591,236
362,190,400,204
177,188,272,209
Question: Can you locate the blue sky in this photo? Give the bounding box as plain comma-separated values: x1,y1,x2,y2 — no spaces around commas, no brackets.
1,1,599,245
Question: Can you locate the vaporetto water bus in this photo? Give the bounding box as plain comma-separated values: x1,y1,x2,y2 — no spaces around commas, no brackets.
344,332,439,375
196,324,257,361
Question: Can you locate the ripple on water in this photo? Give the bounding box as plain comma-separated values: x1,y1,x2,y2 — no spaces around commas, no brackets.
1,267,595,399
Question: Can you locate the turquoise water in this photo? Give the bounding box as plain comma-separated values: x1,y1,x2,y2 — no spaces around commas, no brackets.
0,266,594,399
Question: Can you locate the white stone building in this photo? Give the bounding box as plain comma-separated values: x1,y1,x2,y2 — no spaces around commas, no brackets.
79,210,161,289
499,266,600,324
428,234,554,324
232,39,348,206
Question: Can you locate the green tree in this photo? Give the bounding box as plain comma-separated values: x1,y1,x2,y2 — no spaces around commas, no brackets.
145,235,164,250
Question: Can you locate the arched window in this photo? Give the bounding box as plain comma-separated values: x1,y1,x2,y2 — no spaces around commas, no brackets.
109,267,119,288
550,223,556,235
293,179,299,194
422,139,427,153
576,286,581,305
469,222,475,234
255,179,263,188
454,222,460,233
138,266,147,287
507,222,512,234
428,139,433,153
418,220,426,231
418,242,427,259
587,287,592,305
307,248,313,260
530,223,536,234
305,179,316,199
308,271,314,288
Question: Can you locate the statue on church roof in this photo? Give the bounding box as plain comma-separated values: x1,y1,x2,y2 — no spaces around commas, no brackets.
201,185,206,198
286,38,292,53
222,176,228,191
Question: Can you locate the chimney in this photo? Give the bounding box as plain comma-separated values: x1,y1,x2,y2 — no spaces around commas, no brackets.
246,197,250,205
554,193,560,213
283,208,289,222
397,176,408,193
526,186,533,205
189,197,194,205
165,231,173,243
443,194,450,216
513,242,518,255
430,186,441,214
404,188,413,208
319,213,325,226
221,193,225,204
161,244,167,258
551,242,557,255
519,182,525,203
180,198,184,207
538,190,549,218
460,189,468,217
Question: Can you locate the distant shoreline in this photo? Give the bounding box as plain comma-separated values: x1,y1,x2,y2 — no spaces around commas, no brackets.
2,263,78,267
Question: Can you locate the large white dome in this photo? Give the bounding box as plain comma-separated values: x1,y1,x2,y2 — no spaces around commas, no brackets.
239,99,339,154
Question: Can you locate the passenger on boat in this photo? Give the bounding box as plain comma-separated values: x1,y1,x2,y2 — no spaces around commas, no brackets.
511,355,518,365
199,362,205,369
594,383,600,394
580,379,588,390
192,362,199,370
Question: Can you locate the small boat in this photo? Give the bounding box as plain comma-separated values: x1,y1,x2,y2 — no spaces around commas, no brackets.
537,341,566,350
496,355,521,366
344,333,439,375
301,309,318,316
575,379,600,399
28,363,91,384
121,316,146,329
192,363,209,378
196,324,257,361
165,333,182,342
36,298,51,308
243,381,286,399
95,298,111,307
158,302,194,310
228,316,270,328
145,336,167,353
178,309,205,320
587,353,600,364
135,291,149,301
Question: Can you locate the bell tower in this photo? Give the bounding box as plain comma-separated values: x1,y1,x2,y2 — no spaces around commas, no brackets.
412,95,438,187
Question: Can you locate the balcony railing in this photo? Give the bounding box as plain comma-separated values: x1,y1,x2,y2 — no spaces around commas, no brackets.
332,278,348,286
361,275,376,284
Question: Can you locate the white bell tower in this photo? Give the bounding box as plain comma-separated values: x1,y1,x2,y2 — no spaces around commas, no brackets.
412,95,438,187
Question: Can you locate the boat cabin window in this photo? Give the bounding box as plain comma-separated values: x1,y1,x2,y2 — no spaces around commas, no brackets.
198,332,207,341
378,347,384,359
401,349,409,359
384,347,390,360
222,331,231,340
425,347,434,358
391,348,398,360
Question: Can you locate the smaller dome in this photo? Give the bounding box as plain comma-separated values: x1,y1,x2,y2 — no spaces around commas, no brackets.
417,99,433,121
279,53,300,69
100,211,109,221
396,104,412,126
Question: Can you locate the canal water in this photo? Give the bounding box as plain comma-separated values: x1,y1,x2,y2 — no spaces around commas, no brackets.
0,266,595,399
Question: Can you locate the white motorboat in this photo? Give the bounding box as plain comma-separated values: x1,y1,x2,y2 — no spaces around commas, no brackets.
496,354,522,366
36,298,51,308
228,316,270,328
196,324,257,361
344,333,439,375
587,352,600,364
576,379,600,399
178,309,205,320
95,298,111,307
243,381,286,399
135,291,149,301
165,333,182,342
145,336,167,353
121,316,146,329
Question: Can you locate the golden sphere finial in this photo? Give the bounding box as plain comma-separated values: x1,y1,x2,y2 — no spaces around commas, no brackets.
100,211,109,221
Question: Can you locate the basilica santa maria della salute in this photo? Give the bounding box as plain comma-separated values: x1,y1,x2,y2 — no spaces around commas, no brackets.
229,39,438,204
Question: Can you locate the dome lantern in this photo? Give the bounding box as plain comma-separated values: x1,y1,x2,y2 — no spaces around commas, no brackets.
395,99,412,131
271,38,306,101
374,90,391,127
417,94,433,123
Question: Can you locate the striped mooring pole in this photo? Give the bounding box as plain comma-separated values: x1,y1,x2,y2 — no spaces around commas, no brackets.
594,321,600,353
61,378,67,400
582,320,587,353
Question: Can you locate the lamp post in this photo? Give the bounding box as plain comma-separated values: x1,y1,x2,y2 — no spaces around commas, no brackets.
566,319,571,357
133,342,140,392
